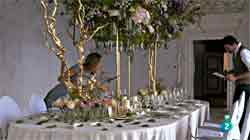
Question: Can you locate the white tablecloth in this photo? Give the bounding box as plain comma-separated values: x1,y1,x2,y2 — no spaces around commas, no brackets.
7,100,209,140
175,100,210,140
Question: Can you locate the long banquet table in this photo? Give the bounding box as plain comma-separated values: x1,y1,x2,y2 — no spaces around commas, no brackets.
7,100,210,140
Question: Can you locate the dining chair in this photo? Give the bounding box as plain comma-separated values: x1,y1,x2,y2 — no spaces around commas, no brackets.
240,97,250,140
192,100,239,140
0,96,22,140
28,94,47,115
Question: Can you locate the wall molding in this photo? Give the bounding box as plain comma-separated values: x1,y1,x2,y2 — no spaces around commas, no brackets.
203,0,248,14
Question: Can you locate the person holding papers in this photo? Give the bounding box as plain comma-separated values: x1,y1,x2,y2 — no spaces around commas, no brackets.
222,35,250,132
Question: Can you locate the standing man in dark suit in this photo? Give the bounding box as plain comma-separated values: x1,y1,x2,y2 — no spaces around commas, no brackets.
222,35,250,133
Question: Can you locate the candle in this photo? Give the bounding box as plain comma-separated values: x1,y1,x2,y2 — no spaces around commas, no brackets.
125,100,131,110
133,96,138,102
115,24,121,98
108,106,112,117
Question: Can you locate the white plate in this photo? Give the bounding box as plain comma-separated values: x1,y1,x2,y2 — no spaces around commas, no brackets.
151,110,175,116
176,103,190,106
177,110,189,116
161,105,181,110
90,122,101,126
171,114,181,119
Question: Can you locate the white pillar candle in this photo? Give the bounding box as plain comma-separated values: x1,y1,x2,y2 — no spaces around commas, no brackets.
108,106,112,117
125,100,130,110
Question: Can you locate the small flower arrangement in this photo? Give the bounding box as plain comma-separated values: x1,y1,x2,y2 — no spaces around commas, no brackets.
52,96,112,121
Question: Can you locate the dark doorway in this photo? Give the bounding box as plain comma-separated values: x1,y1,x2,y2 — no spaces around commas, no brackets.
194,40,227,107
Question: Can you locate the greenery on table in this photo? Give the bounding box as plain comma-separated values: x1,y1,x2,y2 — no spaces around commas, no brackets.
58,104,110,122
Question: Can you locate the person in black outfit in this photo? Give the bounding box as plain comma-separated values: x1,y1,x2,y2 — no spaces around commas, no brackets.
222,35,250,134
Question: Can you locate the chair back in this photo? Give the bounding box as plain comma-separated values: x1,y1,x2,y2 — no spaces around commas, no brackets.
227,101,240,140
236,91,245,124
29,94,47,114
241,98,250,140
231,101,239,125
228,92,246,140
0,96,22,139
0,96,22,123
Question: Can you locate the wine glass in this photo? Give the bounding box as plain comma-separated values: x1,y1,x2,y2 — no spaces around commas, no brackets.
120,89,127,97
163,92,169,104
131,96,142,113
168,90,174,105
151,95,161,110
172,88,178,103
143,96,151,108
158,95,164,106
181,88,189,100
176,88,183,102
180,88,186,100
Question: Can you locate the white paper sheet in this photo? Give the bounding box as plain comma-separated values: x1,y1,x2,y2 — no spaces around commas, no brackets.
212,72,225,79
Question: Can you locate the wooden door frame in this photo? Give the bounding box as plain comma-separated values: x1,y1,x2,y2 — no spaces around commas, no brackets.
180,30,235,110
193,42,227,107
204,52,227,107
175,12,248,110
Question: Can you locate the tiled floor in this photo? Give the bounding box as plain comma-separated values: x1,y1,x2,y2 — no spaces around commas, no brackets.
208,108,250,140
210,108,229,123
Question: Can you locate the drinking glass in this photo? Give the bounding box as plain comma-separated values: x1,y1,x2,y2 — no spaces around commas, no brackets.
180,88,186,100
172,88,178,103
163,93,169,104
121,89,127,96
168,90,174,105
158,95,164,106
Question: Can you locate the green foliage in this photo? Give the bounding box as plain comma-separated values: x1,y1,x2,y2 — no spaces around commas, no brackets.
52,0,204,49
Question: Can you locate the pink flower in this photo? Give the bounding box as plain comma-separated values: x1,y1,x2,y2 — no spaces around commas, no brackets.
132,6,151,25
80,101,95,108
79,101,87,108
102,99,112,106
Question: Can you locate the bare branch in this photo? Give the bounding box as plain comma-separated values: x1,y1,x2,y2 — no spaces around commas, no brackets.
41,0,70,83
88,23,110,41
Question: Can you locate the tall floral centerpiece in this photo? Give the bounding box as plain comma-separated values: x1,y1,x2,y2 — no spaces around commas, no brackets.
41,0,204,118
90,0,204,95
133,0,204,95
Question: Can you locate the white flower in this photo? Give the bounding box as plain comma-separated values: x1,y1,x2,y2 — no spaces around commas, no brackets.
108,10,120,17
66,100,76,109
138,88,149,96
147,25,155,33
